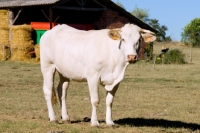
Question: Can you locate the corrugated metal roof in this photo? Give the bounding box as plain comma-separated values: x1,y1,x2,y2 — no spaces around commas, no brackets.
0,0,60,8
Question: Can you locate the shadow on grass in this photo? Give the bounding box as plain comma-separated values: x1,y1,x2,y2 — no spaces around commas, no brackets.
114,117,200,131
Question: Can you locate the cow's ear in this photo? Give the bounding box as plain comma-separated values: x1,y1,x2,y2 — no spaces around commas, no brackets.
108,29,121,40
140,29,156,43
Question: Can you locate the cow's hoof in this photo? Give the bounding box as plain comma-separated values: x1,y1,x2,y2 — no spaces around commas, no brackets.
62,120,71,124
91,121,100,127
91,125,99,128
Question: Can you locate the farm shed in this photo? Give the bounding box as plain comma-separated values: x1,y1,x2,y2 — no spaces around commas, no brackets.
0,0,157,61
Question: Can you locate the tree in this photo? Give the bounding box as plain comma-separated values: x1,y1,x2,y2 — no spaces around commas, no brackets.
148,19,171,42
131,6,149,23
181,18,200,47
131,7,171,42
115,0,125,9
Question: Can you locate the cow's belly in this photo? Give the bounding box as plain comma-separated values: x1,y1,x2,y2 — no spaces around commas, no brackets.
55,57,87,81
56,66,87,81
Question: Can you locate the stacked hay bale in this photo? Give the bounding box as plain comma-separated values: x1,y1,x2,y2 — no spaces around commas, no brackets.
95,10,130,29
11,25,34,61
34,44,40,62
0,10,10,61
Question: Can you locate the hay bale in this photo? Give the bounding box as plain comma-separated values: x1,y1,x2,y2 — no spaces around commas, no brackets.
0,10,10,60
0,45,10,61
0,10,9,28
11,24,34,61
34,45,40,61
11,47,34,61
0,27,9,46
11,25,33,48
11,25,32,42
0,26,10,60
0,10,9,16
12,40,34,48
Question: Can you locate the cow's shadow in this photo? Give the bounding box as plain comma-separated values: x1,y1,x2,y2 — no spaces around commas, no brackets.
114,117,200,131
71,117,200,131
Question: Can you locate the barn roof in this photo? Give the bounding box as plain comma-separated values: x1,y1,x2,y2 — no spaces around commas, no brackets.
0,0,157,33
0,0,60,7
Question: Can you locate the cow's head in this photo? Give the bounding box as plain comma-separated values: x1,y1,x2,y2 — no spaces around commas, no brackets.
108,23,156,63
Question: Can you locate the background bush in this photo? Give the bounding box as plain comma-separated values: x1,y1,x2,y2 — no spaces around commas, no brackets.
163,49,186,64
155,48,186,64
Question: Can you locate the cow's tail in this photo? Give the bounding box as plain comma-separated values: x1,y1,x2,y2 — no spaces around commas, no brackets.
52,88,57,105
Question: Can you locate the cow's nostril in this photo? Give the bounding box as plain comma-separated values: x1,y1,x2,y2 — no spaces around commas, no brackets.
127,55,137,61
134,55,137,60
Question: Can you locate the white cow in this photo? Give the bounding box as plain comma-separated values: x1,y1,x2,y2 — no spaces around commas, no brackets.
40,23,156,127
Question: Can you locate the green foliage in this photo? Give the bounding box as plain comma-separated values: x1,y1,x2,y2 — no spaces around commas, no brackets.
131,6,149,23
163,49,186,64
144,42,154,59
181,18,200,47
115,0,125,9
130,5,172,42
148,19,171,42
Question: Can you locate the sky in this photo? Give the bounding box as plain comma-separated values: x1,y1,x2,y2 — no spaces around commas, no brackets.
112,0,200,41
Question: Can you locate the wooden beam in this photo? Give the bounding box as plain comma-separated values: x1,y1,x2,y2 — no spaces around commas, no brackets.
41,9,50,21
77,0,87,7
12,7,23,25
52,6,106,11
49,7,53,29
92,0,107,9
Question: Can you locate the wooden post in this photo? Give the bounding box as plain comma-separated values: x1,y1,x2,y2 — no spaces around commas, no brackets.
190,44,192,63
153,54,156,70
150,42,153,60
9,10,14,58
2,45,5,61
49,7,53,29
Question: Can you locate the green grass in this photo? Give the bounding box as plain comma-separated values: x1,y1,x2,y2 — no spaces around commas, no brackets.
0,43,200,132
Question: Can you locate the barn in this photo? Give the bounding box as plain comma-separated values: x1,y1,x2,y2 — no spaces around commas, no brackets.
0,0,157,61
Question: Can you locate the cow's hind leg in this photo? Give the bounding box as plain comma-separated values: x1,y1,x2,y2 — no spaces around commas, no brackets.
87,75,100,127
57,73,71,123
41,64,57,122
106,83,119,126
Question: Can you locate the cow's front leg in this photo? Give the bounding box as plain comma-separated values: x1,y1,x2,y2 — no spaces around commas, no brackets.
106,83,119,126
87,76,100,127
57,74,70,123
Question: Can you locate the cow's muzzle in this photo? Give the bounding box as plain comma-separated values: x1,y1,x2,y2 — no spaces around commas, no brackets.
127,55,138,63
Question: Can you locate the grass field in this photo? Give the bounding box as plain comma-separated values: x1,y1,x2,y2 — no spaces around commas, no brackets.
0,43,200,133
